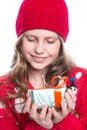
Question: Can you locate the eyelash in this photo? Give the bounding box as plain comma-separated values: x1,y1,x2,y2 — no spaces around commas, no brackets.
27,38,35,42
25,35,55,43
47,41,55,44
27,38,55,43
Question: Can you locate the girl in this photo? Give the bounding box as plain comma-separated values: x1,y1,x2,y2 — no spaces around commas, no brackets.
0,0,87,129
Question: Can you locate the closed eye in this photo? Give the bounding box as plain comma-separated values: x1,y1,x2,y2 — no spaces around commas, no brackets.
46,40,55,44
24,35,36,42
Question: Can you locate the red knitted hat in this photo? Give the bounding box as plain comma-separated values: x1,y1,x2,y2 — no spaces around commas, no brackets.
16,0,69,41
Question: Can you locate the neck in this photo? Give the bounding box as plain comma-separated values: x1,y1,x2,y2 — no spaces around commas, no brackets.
28,68,46,89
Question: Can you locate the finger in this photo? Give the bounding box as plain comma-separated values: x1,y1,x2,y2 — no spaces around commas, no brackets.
67,89,77,110
67,89,77,102
39,104,48,120
52,107,59,117
64,92,74,111
51,107,62,123
51,107,61,120
45,108,52,121
30,102,38,118
61,100,68,115
24,97,32,112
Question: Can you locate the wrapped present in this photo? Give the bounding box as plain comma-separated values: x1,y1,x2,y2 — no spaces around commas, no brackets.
28,76,68,109
28,87,66,109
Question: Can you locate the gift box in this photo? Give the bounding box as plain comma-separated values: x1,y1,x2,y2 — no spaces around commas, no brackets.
28,87,66,109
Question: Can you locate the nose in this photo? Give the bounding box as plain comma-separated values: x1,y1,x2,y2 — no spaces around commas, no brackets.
35,42,44,54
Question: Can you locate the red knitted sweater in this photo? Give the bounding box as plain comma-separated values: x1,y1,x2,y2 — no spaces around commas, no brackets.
0,67,87,130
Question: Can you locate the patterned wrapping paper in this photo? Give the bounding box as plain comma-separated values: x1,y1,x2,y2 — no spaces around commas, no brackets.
28,87,66,109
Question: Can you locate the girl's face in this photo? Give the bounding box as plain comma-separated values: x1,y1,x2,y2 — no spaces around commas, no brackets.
22,29,61,71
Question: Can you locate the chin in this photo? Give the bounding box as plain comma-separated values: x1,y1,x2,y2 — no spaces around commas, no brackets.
33,67,46,71
29,62,51,71
30,64,47,71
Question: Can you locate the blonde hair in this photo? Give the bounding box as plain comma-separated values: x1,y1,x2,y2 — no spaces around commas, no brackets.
45,36,75,84
1,34,75,100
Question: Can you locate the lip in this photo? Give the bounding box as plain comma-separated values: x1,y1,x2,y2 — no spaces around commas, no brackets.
31,55,48,63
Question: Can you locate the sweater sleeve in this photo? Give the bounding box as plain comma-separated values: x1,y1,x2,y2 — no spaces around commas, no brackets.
0,82,28,130
53,113,87,130
25,120,47,130
0,82,20,130
0,108,20,130
22,113,87,130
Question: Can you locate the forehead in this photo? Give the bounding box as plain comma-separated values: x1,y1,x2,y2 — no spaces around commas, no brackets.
24,29,59,38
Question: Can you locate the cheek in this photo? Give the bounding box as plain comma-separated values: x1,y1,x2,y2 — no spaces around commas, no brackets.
22,43,31,53
21,46,30,59
22,46,29,53
48,45,60,57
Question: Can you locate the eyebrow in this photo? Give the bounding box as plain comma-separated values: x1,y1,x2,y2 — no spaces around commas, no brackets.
46,37,59,40
24,34,38,39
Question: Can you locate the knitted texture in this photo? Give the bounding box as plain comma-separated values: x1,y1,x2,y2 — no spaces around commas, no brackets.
16,0,69,41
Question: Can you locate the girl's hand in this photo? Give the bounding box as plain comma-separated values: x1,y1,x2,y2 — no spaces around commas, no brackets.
25,97,53,129
52,89,77,123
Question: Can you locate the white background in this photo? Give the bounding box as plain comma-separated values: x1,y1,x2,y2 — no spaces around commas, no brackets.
0,0,87,75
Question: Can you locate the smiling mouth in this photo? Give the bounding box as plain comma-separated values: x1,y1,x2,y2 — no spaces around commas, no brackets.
31,55,48,63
